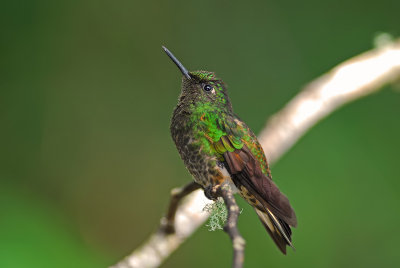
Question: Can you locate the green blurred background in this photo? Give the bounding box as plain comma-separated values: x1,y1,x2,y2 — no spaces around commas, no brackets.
1,0,400,267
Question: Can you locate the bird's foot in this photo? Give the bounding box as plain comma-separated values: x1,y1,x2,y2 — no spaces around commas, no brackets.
204,185,220,200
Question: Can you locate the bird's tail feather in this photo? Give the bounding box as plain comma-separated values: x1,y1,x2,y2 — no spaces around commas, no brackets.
255,208,294,254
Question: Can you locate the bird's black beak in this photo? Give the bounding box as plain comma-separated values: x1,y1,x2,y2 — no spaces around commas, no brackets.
162,46,191,80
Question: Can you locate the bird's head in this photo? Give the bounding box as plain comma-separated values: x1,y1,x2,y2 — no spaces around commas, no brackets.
163,46,232,111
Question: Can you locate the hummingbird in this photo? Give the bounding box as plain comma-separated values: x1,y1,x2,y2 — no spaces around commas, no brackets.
163,46,297,254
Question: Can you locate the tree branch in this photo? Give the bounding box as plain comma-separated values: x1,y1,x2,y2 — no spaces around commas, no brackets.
259,39,400,162
217,184,245,268
161,181,202,234
110,38,400,268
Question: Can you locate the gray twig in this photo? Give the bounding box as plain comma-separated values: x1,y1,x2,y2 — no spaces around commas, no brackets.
216,184,245,268
161,181,201,234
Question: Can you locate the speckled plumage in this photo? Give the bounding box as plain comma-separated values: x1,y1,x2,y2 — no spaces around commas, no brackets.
171,72,234,187
166,49,297,254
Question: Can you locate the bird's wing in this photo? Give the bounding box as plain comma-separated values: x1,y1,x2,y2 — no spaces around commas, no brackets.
212,115,297,227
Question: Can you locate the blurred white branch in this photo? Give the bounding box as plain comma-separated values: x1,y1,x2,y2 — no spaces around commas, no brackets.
259,38,400,162
111,189,212,268
111,38,400,268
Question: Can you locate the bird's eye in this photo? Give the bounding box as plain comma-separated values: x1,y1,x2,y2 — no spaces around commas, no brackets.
203,84,213,92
